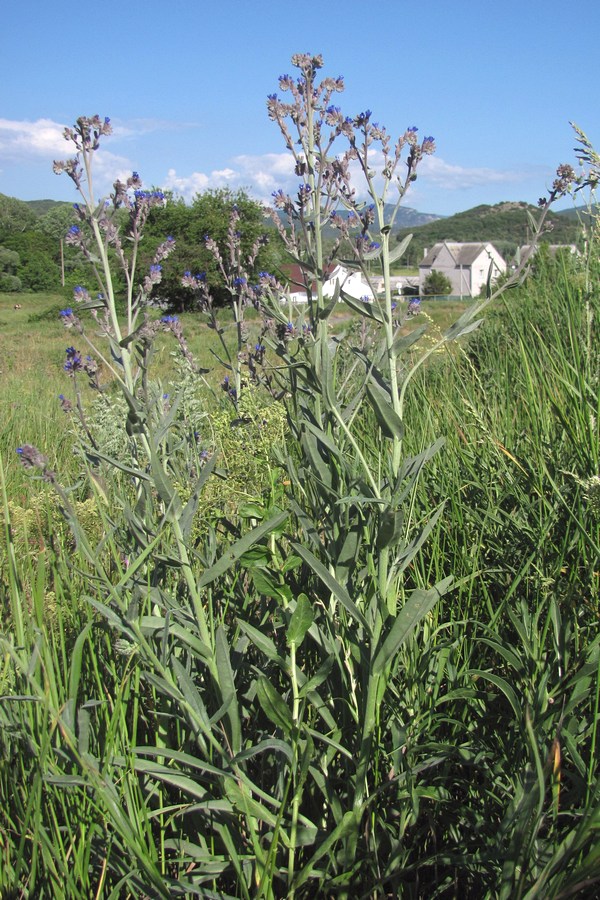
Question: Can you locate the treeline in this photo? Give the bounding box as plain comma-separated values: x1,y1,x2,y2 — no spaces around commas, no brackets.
394,201,584,266
0,190,284,307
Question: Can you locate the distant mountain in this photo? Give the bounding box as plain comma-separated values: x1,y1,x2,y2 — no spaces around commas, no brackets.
270,203,443,238
393,201,584,266
387,205,443,228
554,203,599,224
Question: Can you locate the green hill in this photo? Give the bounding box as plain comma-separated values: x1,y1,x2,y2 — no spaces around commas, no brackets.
394,201,584,267
25,198,73,216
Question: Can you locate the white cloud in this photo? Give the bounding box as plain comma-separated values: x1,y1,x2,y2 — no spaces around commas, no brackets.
163,166,239,199
162,153,296,204
0,116,134,198
111,117,201,141
419,156,528,191
0,117,67,160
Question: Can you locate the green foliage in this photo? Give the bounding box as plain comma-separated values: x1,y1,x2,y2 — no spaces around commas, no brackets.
1,230,62,291
422,267,453,295
145,187,284,309
0,192,37,234
34,202,78,241
0,273,22,291
396,200,583,266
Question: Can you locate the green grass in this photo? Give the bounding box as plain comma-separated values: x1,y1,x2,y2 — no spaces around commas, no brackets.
0,258,598,898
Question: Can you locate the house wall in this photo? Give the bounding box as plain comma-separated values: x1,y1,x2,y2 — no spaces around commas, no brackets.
419,262,470,296
323,266,375,301
469,246,506,296
419,244,506,297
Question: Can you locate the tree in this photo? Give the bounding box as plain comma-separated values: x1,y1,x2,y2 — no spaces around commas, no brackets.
35,204,77,241
422,269,452,296
144,188,284,309
1,231,62,292
0,193,37,235
0,246,22,291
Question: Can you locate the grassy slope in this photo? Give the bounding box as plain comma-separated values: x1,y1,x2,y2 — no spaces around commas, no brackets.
395,200,584,265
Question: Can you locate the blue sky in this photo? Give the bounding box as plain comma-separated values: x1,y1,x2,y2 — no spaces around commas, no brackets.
1,0,598,216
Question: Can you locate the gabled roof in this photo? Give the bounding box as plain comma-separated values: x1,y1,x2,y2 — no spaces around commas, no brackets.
516,244,579,259
420,242,495,268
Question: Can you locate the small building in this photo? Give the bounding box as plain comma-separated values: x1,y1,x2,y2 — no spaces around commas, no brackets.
419,242,506,298
323,264,376,302
281,263,375,303
514,244,580,266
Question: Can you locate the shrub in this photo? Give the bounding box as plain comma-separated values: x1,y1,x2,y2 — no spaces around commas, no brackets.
422,267,453,295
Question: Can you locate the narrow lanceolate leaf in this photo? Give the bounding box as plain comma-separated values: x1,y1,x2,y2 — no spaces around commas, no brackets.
286,594,314,648
198,510,288,587
468,669,522,720
256,676,293,734
291,542,370,632
153,392,183,445
179,452,218,543
293,811,358,890
373,576,453,674
85,449,151,481
171,657,211,732
340,290,386,322
149,447,182,521
387,232,413,264
444,307,484,342
318,278,340,320
366,383,404,441
376,509,404,551
391,324,428,356
216,625,241,752
224,780,283,835
236,619,286,666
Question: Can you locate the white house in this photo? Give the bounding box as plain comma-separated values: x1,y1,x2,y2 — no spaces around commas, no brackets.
282,263,375,303
323,264,375,302
514,244,580,267
419,242,506,298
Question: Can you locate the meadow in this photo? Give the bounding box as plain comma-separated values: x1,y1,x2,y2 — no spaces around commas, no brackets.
0,60,599,899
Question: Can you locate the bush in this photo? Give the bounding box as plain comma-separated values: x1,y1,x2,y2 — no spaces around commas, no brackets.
0,273,22,292
422,268,452,295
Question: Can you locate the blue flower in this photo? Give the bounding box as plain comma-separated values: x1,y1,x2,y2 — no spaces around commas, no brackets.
64,346,83,373
59,308,73,317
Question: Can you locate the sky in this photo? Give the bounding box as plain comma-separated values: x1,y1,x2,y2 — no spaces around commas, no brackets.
1,0,599,217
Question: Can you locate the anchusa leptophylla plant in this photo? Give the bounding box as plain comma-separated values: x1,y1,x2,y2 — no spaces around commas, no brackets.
51,116,226,680
182,204,283,401
194,52,583,892
53,116,179,401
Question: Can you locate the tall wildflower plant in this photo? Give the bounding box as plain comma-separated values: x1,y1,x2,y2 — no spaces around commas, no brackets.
232,52,581,891
182,205,277,403
50,116,225,664
3,84,588,897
